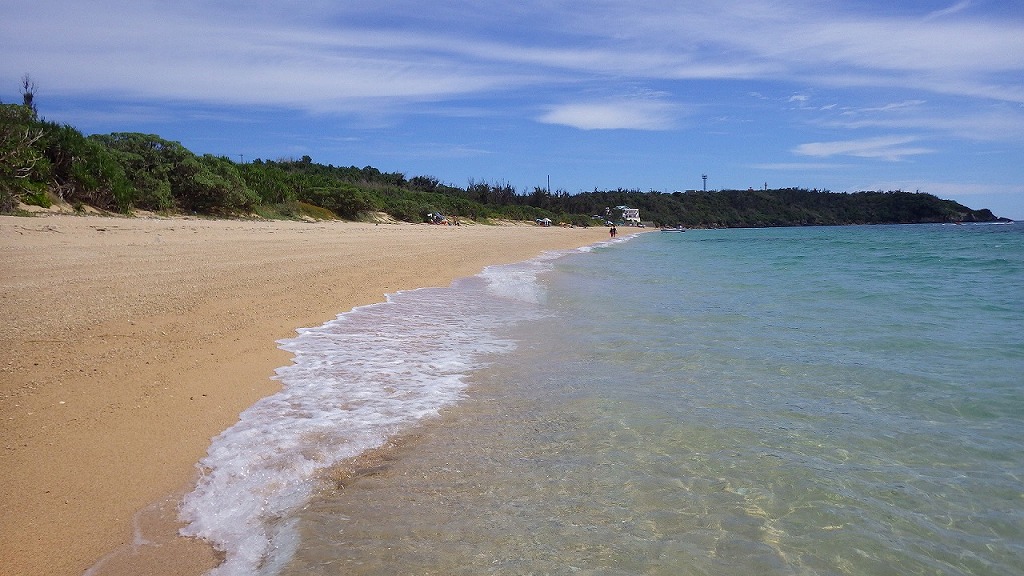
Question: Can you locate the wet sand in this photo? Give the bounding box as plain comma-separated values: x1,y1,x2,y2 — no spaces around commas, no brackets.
0,214,610,576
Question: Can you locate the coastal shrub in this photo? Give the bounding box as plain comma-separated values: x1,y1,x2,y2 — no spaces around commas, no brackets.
252,202,289,220
88,133,184,211
0,188,13,213
172,154,258,213
300,183,375,219
37,125,140,212
69,140,136,212
377,196,429,222
295,201,337,220
0,103,47,211
21,188,51,208
134,176,175,212
254,200,337,221
239,162,295,205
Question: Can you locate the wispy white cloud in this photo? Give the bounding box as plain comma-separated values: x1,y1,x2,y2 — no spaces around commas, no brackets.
793,136,934,161
538,99,682,130
825,104,1024,142
5,0,1022,115
750,162,850,171
923,1,973,21
399,143,494,159
842,100,928,114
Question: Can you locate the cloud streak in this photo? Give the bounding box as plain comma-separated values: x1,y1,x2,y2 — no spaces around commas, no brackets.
924,1,973,21
793,136,934,161
538,98,682,130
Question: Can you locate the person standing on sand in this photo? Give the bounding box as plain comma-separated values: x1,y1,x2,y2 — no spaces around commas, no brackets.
609,226,617,238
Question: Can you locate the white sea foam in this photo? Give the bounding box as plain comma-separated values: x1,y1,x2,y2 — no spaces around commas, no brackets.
578,230,641,253
478,249,567,304
177,254,564,575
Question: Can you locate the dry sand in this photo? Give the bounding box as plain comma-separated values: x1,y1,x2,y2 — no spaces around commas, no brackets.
0,214,613,576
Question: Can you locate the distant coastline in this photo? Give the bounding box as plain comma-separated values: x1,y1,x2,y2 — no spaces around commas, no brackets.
1,103,1009,228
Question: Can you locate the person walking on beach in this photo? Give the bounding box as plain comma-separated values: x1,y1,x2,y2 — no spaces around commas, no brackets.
609,226,617,238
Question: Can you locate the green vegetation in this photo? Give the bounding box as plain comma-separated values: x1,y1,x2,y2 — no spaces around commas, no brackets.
566,187,1003,228
0,82,1005,226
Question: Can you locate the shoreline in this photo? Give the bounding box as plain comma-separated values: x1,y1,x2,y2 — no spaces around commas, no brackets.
0,214,618,576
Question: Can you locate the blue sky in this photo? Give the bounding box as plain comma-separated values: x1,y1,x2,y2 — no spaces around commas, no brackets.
4,0,1023,218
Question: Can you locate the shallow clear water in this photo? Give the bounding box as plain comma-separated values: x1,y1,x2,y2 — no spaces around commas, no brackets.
186,223,1024,576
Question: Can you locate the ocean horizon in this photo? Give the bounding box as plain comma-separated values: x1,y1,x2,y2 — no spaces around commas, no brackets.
181,222,1023,575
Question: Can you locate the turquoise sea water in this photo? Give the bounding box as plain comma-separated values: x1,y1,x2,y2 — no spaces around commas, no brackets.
183,223,1024,575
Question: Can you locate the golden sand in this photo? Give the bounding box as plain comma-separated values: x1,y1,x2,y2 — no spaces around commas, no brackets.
0,214,613,576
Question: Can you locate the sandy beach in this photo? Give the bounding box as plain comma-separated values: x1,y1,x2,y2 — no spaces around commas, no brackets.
0,214,611,576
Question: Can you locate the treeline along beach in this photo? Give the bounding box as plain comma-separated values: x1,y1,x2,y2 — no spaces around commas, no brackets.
2,97,1008,226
